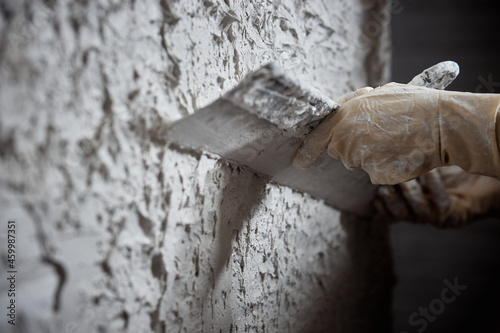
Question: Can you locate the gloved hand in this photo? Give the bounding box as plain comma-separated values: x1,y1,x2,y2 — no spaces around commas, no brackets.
293,83,500,185
375,166,500,228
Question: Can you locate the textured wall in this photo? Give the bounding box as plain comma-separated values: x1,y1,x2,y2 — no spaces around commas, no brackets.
0,0,393,332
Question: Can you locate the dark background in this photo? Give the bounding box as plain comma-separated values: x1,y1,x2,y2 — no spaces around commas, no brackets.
392,0,500,94
391,1,500,332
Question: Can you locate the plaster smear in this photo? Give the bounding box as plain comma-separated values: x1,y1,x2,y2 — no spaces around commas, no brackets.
0,0,393,332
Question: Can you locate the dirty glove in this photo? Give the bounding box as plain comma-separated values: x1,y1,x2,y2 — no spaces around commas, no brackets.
293,83,500,185
376,166,500,228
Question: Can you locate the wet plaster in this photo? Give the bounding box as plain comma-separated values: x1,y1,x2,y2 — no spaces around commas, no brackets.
0,0,393,332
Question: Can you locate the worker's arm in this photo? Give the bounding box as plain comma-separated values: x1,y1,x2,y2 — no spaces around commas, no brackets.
293,83,500,185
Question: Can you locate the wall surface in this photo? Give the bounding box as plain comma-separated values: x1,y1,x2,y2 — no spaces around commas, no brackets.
0,0,393,332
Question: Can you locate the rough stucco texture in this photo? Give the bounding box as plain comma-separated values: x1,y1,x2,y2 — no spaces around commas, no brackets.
0,0,393,332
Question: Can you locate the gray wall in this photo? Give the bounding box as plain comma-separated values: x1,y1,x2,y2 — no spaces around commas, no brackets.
0,0,393,332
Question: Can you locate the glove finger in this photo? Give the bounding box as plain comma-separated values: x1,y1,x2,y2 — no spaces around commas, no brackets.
376,185,410,220
293,112,339,168
399,179,433,223
418,169,451,226
373,197,399,224
335,87,374,104
444,175,500,227
438,165,473,188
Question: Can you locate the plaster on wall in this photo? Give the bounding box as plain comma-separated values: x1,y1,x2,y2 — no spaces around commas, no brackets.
0,0,393,331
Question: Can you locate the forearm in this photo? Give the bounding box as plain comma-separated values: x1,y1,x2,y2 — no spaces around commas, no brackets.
440,91,500,178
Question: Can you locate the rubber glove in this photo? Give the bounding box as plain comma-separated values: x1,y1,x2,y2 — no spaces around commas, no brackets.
293,83,500,185
376,166,500,228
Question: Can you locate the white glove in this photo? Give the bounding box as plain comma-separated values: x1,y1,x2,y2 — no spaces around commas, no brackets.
293,83,500,185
